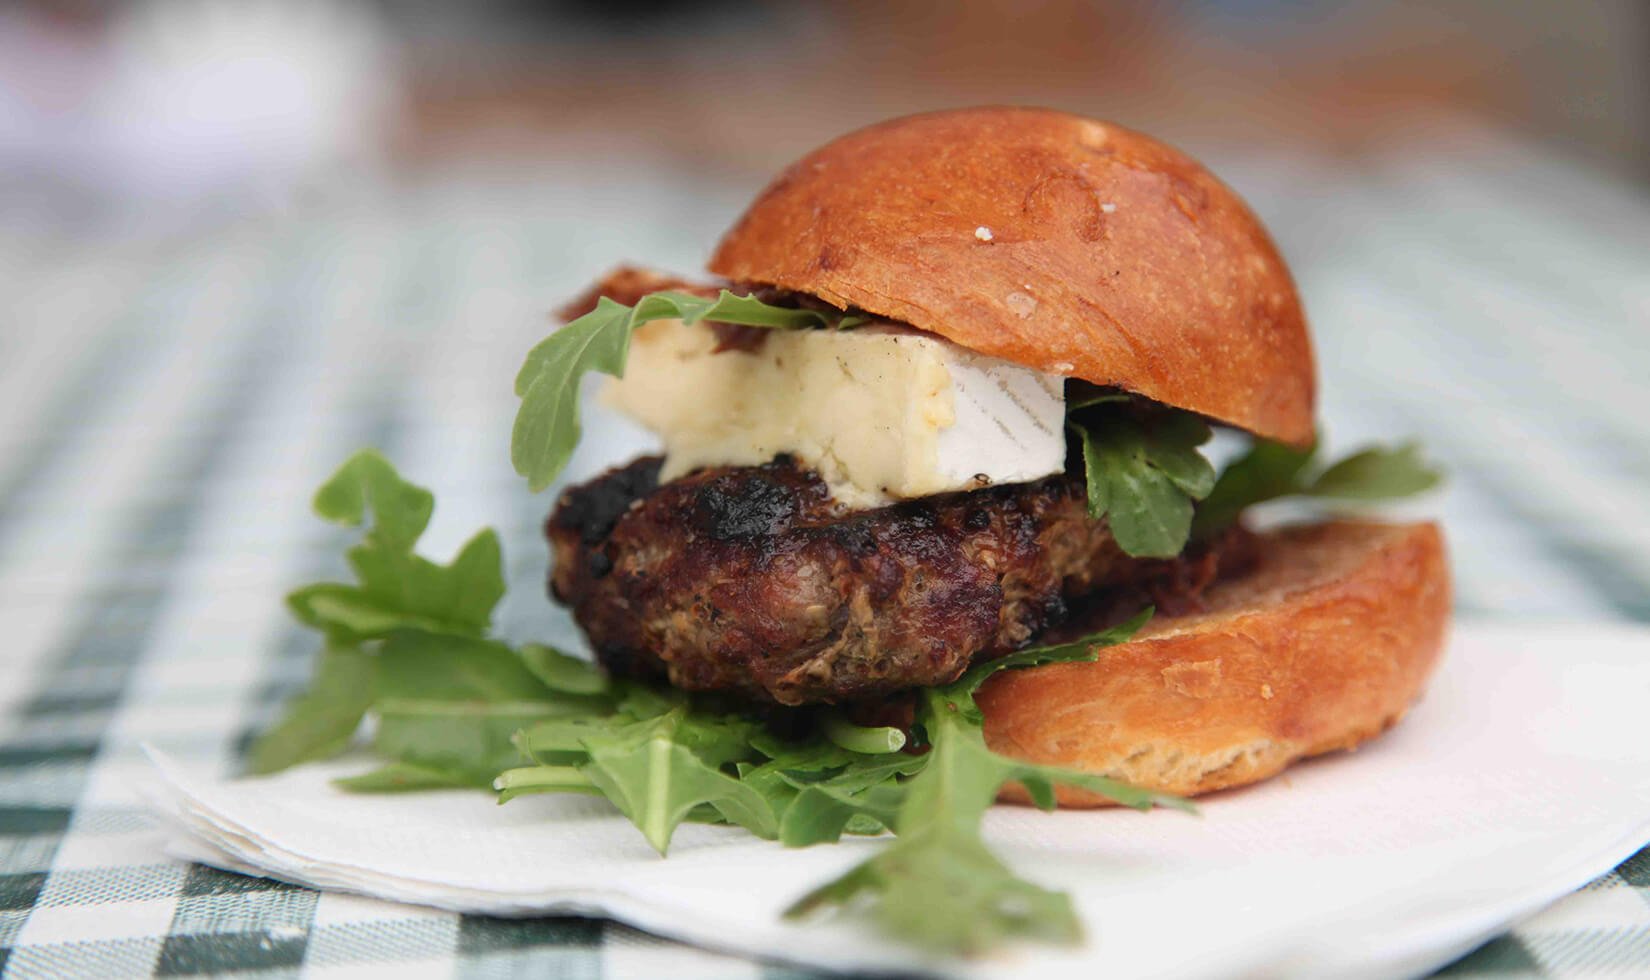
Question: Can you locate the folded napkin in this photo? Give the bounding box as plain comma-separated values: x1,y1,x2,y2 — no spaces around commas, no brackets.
144,622,1650,979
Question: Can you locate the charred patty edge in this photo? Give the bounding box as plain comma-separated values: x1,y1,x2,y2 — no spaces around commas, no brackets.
548,455,1250,706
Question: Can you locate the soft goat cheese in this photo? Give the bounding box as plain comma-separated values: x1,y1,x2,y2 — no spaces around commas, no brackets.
603,319,1067,507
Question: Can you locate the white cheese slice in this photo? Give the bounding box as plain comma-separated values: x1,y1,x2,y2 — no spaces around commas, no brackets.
602,320,1066,507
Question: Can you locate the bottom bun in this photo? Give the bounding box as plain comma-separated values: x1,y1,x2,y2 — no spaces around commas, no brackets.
979,521,1450,805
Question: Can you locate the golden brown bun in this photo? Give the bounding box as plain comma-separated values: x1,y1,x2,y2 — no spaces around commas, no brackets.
708,107,1316,446
978,520,1450,805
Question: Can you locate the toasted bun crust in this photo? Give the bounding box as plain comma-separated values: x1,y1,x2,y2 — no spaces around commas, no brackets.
709,107,1316,446
978,520,1450,805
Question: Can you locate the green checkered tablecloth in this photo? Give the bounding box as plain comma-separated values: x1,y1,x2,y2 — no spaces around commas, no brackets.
2,128,1648,978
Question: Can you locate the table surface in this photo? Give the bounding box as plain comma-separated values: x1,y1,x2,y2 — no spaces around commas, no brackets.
1,124,1648,978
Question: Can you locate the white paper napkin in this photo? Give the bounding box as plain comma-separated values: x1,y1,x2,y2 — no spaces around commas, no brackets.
143,622,1650,979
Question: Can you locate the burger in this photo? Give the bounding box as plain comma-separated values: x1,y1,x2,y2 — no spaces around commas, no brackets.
526,106,1450,803
256,106,1449,953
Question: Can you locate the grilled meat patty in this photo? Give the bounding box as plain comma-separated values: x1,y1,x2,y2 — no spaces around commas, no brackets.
548,455,1242,706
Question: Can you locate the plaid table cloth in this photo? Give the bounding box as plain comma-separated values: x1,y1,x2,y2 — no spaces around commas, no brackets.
2,125,1647,978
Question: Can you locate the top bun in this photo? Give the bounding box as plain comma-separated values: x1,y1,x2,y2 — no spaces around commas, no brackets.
709,107,1316,446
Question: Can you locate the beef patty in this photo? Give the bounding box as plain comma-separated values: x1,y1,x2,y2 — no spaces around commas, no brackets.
547,455,1244,706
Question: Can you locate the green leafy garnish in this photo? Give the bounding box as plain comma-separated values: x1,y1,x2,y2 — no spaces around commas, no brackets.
949,608,1153,705
1311,443,1442,499
246,645,376,775
511,290,865,492
821,713,908,755
1071,410,1217,558
579,711,780,853
333,760,477,793
250,448,502,773
1071,397,1440,556
259,423,1435,956
255,453,1189,955
788,610,1189,952
1192,439,1442,536
519,642,611,696
286,450,505,643
789,697,1086,952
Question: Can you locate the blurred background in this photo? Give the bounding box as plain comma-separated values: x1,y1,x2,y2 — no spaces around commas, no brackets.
2,4,1649,975
6,0,1649,213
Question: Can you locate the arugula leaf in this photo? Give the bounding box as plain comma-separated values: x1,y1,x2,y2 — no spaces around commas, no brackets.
517,710,920,850
1009,763,1188,813
376,631,554,703
787,614,1190,953
1193,439,1442,536
950,608,1154,706
779,754,929,795
736,748,924,847
667,712,768,769
511,290,865,493
775,787,872,846
334,760,477,793
253,453,524,782
1142,414,1217,498
745,732,860,768
1191,439,1316,535
515,702,778,851
638,291,863,331
374,701,555,787
518,643,610,696
1071,408,1217,558
788,688,1086,953
778,782,907,847
517,716,623,763
814,693,1174,952
492,765,602,803
610,680,684,722
287,451,505,642
360,630,580,783
1309,443,1441,499
246,644,376,775
260,450,1196,958
310,449,433,551
941,609,1186,813
511,299,633,494
1076,422,1204,558
579,711,779,852
821,713,907,754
